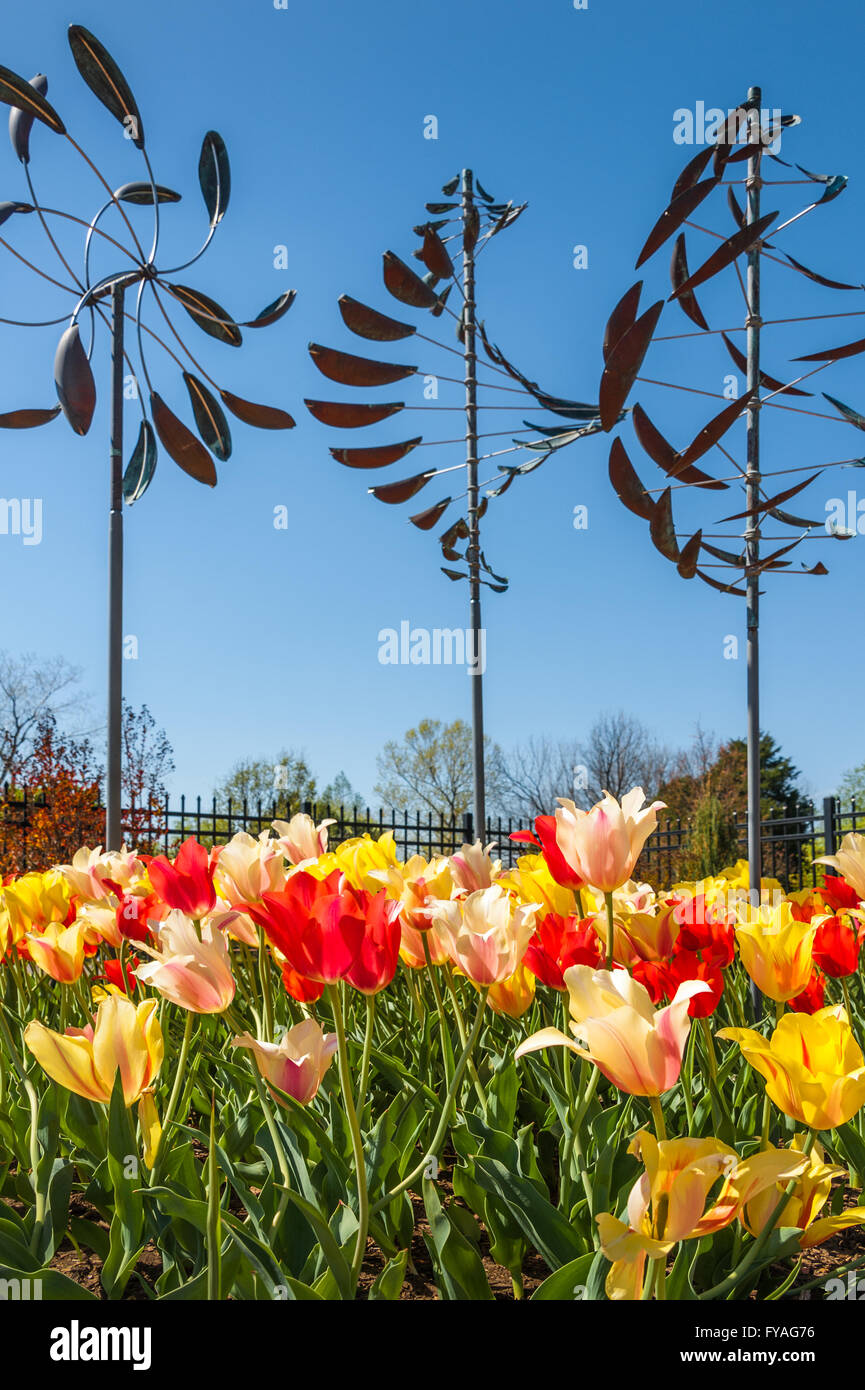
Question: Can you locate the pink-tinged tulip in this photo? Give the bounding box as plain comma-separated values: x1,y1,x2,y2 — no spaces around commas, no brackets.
449,841,502,895
399,919,450,969
432,885,540,985
246,870,365,984
214,830,286,908
24,994,163,1106
146,838,217,917
370,854,454,932
60,845,146,903
272,813,335,866
26,921,87,982
554,789,666,895
516,964,710,1096
135,911,235,1013
232,1018,338,1105
511,816,587,893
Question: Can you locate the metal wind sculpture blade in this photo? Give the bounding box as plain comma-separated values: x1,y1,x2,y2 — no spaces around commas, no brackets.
0,25,296,849
307,169,603,831
598,86,862,927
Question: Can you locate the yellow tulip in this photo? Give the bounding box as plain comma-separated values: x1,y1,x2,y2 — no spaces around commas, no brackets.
4,870,72,942
597,1130,808,1299
717,1005,865,1130
742,1133,865,1248
26,921,87,983
496,854,575,920
487,961,536,1019
24,995,163,1107
734,900,817,1002
369,853,454,930
331,832,400,892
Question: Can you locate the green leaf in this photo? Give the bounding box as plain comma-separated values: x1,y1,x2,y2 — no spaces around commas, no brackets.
422,1177,494,1301
369,1248,408,1301
0,1262,98,1300
531,1252,596,1301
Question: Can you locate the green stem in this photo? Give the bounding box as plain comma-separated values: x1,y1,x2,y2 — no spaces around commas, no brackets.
257,928,274,1042
356,994,375,1119
206,1096,221,1301
649,1094,667,1141
329,984,369,1292
0,1008,45,1243
646,1093,668,1300
370,987,489,1217
699,1016,717,1082
443,965,487,1116
604,891,615,971
148,1009,195,1187
423,936,453,1087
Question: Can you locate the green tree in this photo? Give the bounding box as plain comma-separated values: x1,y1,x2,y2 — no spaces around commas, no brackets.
837,760,865,806
375,718,506,821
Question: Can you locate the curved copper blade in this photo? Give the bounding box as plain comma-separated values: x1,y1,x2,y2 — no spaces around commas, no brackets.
769,506,820,528
670,234,709,331
420,227,454,280
671,149,714,201
696,567,747,596
783,254,860,292
719,472,820,522
305,399,404,428
338,295,415,342
649,487,679,562
150,390,216,487
631,403,678,471
330,436,422,469
677,529,702,578
794,334,865,364
670,211,778,300
383,251,439,309
631,403,728,491
369,470,435,503
721,333,811,397
822,393,865,430
441,567,467,581
410,498,451,529
242,290,296,329
477,497,489,520
603,282,642,362
219,390,295,430
702,540,744,566
599,301,663,430
164,283,242,347
635,178,718,269
309,343,416,387
0,405,60,429
728,185,746,229
440,518,470,547
752,537,802,573
677,391,753,468
609,437,654,520
464,204,480,255
802,561,828,576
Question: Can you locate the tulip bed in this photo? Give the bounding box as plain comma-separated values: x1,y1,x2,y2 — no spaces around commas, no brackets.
2,790,865,1302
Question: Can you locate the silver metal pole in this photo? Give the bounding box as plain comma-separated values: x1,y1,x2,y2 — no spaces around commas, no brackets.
461,168,486,839
106,282,125,851
744,88,763,1009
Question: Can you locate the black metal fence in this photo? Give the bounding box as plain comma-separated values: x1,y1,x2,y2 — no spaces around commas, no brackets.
2,786,862,888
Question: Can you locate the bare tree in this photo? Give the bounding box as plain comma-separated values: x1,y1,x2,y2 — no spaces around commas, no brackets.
0,652,87,785
499,736,581,819
576,709,676,807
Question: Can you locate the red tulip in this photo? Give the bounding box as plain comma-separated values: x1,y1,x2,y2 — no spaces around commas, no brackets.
822,874,861,913
524,911,602,990
115,891,161,943
344,890,403,995
788,971,826,1014
247,870,363,984
512,815,586,893
813,914,863,979
666,948,724,1018
147,838,217,917
100,956,140,994
279,962,325,1004
672,895,735,968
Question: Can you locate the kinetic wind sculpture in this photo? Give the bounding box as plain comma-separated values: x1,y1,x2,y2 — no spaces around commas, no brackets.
599,86,862,911
308,168,605,831
0,26,296,850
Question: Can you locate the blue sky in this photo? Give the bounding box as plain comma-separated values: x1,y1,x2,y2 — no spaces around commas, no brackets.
0,0,862,810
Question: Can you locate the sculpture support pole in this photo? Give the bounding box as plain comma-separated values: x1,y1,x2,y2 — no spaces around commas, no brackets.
461,168,486,840
106,281,125,851
744,87,763,1010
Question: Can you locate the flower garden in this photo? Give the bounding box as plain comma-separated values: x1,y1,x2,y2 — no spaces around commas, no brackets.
2,788,865,1303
